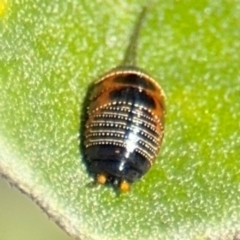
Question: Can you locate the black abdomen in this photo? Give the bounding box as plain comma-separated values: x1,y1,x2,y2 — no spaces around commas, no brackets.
84,69,165,185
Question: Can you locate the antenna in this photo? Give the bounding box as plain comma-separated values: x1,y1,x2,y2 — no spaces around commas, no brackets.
122,6,148,67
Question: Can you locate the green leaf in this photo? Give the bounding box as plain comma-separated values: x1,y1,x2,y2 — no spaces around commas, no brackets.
0,1,240,240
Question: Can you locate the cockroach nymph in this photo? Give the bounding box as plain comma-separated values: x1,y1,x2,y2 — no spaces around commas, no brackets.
83,7,165,192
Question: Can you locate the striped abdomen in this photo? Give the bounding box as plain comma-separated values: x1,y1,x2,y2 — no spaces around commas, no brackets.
84,68,165,184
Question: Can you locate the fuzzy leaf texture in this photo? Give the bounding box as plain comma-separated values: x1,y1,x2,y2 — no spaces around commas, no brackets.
0,0,240,240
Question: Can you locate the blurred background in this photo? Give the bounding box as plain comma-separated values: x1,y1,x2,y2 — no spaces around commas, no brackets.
0,178,73,240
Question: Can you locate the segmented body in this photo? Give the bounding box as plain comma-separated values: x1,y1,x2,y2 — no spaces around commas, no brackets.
84,68,165,186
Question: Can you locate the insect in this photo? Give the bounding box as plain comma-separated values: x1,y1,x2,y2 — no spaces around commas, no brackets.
84,7,165,192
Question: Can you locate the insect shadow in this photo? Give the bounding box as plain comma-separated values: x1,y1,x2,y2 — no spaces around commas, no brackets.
79,82,94,179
